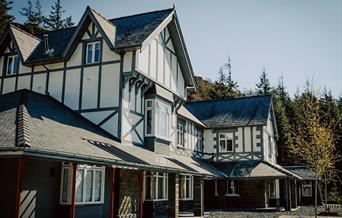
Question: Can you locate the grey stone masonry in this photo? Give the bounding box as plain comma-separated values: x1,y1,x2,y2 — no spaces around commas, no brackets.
168,173,179,218
193,176,204,216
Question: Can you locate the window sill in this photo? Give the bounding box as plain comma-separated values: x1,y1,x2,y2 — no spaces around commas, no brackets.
225,194,240,197
144,199,168,202
180,198,193,201
84,62,100,67
177,145,185,150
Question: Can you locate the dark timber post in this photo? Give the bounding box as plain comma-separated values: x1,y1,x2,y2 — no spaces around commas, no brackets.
15,158,25,218
70,163,77,218
110,167,119,218
284,178,289,211
168,173,179,218
194,176,204,216
139,170,144,218
288,179,292,210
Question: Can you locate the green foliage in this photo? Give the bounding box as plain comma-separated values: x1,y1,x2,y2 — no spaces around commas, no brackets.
20,0,45,34
256,68,272,95
0,0,14,35
44,0,74,30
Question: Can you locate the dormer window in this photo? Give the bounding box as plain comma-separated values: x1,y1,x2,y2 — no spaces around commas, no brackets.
86,41,100,64
6,55,19,75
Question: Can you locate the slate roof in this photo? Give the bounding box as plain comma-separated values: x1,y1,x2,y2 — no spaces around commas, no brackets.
24,8,173,62
212,160,303,179
0,90,221,176
284,166,315,180
185,95,272,128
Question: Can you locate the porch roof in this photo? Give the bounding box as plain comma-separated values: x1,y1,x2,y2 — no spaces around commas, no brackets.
212,161,303,180
0,89,218,177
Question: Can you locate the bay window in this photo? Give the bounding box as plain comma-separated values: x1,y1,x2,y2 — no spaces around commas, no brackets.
60,163,105,205
144,99,171,140
6,55,19,75
86,41,101,64
145,172,168,200
180,175,193,200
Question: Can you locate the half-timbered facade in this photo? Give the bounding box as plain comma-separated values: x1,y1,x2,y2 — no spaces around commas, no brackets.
0,6,303,218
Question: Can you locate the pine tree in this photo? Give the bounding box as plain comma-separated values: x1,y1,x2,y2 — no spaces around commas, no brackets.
44,0,74,30
224,57,239,92
20,0,45,34
0,0,14,35
256,68,272,95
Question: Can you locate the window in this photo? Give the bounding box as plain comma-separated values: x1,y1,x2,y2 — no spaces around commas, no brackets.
219,133,233,152
60,163,105,205
145,172,168,200
86,41,101,64
180,175,193,200
177,123,185,147
302,181,312,197
6,55,19,75
144,99,171,140
145,100,153,135
269,180,277,198
214,180,219,196
226,180,239,196
268,135,273,158
196,130,203,152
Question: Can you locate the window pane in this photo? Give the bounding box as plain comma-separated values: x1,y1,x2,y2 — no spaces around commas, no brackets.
152,176,156,199
95,171,102,201
227,139,233,151
94,42,100,63
62,168,69,202
145,176,151,200
7,57,13,74
159,110,167,137
76,169,84,202
87,44,93,64
13,56,19,74
146,110,152,134
158,176,164,199
85,170,93,202
220,140,226,151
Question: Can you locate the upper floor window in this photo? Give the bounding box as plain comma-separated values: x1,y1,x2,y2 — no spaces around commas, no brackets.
196,130,203,152
180,175,193,200
145,172,168,200
219,133,233,152
177,122,185,147
144,99,171,140
86,41,100,64
6,55,19,75
226,179,239,196
60,163,105,205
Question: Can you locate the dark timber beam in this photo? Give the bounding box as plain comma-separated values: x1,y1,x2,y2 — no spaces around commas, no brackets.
70,162,77,218
15,157,25,218
139,170,144,218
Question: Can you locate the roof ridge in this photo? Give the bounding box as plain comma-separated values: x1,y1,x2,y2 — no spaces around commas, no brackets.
9,24,41,41
186,94,272,104
88,6,117,29
16,91,31,147
109,7,174,21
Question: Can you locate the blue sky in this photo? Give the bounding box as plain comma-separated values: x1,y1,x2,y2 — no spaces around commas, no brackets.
11,0,342,97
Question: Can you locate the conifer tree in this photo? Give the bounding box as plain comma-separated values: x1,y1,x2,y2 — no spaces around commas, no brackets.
256,68,272,95
0,0,14,35
20,0,45,34
44,0,74,30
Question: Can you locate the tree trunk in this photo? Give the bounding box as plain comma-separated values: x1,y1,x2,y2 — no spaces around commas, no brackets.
315,175,318,218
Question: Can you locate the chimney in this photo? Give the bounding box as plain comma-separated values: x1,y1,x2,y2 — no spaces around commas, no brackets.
43,34,54,56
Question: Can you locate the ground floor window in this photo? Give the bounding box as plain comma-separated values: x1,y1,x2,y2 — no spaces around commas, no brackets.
60,163,105,205
180,175,193,200
302,181,312,197
145,172,168,200
269,180,276,198
226,179,239,196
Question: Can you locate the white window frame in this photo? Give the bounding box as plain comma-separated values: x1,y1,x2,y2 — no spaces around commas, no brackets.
180,175,193,200
86,41,101,64
145,172,168,201
269,180,277,198
177,122,185,147
196,130,203,152
6,55,19,75
155,100,171,140
145,99,154,136
214,180,219,196
225,179,239,196
219,133,233,152
59,163,105,205
302,181,312,197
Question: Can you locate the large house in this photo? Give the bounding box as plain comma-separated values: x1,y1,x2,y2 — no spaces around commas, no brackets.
0,6,309,218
